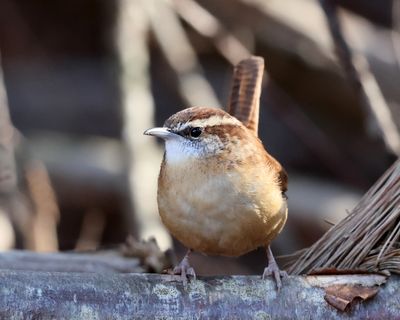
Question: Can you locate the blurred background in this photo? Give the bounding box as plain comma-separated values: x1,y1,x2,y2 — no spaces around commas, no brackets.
0,0,398,275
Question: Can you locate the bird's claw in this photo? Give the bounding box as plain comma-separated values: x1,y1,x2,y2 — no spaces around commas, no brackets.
262,261,287,292
170,254,196,285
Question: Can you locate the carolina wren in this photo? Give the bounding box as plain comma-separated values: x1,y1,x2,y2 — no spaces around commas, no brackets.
144,57,288,289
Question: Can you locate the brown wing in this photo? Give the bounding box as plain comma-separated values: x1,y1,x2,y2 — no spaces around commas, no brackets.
265,153,288,194
227,56,264,135
278,167,288,194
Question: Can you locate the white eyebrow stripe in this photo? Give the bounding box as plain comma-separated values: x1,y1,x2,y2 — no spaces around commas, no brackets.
178,115,242,131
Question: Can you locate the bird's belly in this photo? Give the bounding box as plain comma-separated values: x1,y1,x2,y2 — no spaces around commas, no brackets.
158,174,287,256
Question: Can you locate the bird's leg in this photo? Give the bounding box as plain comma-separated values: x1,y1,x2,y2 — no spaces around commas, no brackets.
172,249,196,284
262,246,287,291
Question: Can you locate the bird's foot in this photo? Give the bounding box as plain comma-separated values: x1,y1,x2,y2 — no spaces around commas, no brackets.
169,251,196,285
262,262,287,291
263,246,287,291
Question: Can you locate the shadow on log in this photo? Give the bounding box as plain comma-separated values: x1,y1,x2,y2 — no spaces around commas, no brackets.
0,271,397,319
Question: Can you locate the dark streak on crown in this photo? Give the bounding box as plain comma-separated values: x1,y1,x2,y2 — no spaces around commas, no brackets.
164,107,229,129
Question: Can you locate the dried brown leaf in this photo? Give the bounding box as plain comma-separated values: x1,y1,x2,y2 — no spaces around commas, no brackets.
324,285,379,311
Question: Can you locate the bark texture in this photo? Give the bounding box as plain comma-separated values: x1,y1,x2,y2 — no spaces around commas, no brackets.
0,271,397,319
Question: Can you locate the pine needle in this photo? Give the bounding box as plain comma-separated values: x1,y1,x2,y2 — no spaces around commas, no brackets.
288,159,400,275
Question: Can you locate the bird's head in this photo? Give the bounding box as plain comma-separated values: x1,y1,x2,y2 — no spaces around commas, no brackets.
144,107,248,164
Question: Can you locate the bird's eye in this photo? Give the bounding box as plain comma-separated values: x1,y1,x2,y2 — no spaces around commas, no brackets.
189,127,202,138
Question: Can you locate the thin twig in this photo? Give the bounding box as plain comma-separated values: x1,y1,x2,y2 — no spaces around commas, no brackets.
25,159,60,252
320,0,400,156
142,0,220,108
391,0,400,73
172,0,251,65
267,81,368,187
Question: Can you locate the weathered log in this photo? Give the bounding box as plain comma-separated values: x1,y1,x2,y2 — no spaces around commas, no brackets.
0,271,396,319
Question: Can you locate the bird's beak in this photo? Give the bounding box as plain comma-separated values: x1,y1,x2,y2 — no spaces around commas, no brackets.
143,127,175,140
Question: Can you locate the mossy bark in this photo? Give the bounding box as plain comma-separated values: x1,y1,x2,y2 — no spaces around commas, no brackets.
0,270,396,319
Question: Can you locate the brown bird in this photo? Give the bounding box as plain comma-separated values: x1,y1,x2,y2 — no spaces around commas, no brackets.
144,56,288,289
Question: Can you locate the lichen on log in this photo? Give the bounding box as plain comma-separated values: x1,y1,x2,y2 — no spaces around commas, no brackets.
0,271,397,319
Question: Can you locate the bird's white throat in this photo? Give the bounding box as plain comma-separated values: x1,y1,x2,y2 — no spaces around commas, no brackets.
164,134,225,164
164,138,201,164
